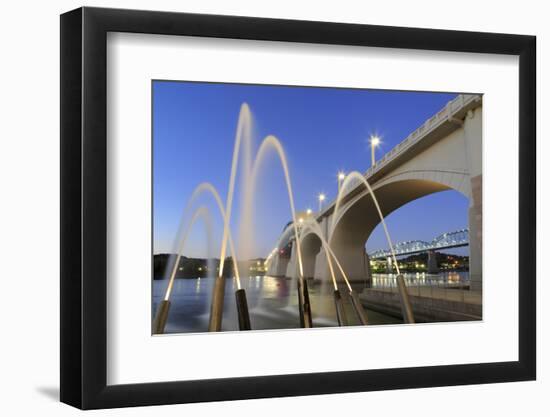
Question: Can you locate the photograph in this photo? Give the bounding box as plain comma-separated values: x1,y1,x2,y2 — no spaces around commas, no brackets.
151,81,483,334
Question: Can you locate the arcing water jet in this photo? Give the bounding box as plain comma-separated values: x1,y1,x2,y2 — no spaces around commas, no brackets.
300,218,368,325
331,171,414,323
153,205,214,334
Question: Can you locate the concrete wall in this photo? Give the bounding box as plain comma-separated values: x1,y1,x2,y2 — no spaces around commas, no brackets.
360,289,482,322
300,232,323,278
465,107,483,291
268,253,290,277
285,243,298,278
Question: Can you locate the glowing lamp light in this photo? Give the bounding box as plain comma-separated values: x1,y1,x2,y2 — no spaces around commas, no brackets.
318,193,326,212
370,135,381,167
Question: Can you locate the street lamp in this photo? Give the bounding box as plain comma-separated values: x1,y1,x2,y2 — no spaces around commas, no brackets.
337,171,346,193
318,193,326,212
306,208,312,216
370,135,381,167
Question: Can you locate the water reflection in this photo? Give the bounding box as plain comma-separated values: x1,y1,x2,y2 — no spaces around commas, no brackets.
153,275,400,334
371,271,469,289
153,272,469,334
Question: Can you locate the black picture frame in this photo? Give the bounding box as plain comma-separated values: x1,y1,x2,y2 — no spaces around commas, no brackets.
60,6,536,410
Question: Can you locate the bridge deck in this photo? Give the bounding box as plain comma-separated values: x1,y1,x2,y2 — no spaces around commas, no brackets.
317,94,482,220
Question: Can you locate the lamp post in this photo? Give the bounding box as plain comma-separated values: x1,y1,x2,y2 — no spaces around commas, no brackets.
318,193,326,212
337,171,346,193
370,135,380,167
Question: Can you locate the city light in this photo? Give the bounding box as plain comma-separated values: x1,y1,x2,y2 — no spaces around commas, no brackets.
306,208,312,215
337,171,346,193
318,193,326,212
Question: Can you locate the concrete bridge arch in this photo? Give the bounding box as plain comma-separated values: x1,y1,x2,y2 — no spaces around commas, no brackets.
268,95,482,291
322,173,470,284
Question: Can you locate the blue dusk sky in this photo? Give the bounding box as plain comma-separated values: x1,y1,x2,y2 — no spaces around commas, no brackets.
153,81,468,258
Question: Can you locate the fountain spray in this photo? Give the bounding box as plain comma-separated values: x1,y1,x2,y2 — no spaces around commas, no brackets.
250,135,312,327
331,171,414,323
300,219,368,326
153,183,242,334
209,104,253,331
153,206,215,334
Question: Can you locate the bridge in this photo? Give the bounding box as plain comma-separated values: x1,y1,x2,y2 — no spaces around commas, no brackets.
368,228,469,259
368,228,468,274
267,94,482,291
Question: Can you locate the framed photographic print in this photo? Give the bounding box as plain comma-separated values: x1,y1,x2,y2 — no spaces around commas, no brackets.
60,6,536,409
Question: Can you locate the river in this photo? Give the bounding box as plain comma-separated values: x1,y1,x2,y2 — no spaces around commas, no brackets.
153,272,469,334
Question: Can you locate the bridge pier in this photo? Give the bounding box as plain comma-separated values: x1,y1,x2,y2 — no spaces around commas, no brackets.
427,250,439,274
270,252,289,277
465,106,483,292
468,177,482,291
267,254,279,276
365,252,372,287
285,242,299,279
327,238,372,283
302,251,316,278
312,244,371,284
386,256,393,274
301,232,323,279
313,247,331,282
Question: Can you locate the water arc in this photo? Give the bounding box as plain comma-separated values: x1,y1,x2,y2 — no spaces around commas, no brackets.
162,182,242,303
300,219,353,292
217,103,253,280
154,205,214,334
249,135,305,278
330,171,401,274
300,218,368,325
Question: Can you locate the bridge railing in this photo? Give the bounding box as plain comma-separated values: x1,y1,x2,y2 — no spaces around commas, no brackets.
292,95,479,231
316,95,480,219
363,95,477,181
